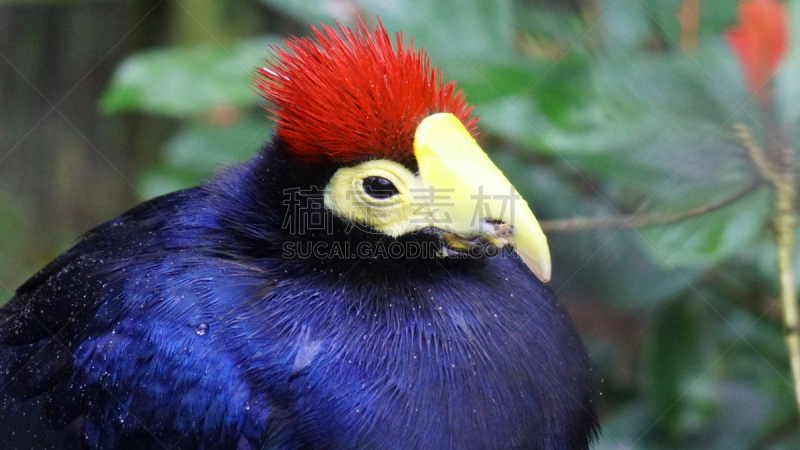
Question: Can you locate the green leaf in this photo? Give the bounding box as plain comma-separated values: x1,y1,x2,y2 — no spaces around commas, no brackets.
550,228,702,310
592,402,651,449
625,287,795,448
471,43,751,193
638,188,770,267
482,45,765,267
589,47,747,134
520,43,758,215
164,117,271,173
493,153,700,310
767,433,800,450
598,0,652,54
455,53,592,135
135,117,271,201
643,297,705,438
0,189,30,305
643,299,713,440
135,167,202,201
514,1,586,47
776,0,800,126
259,0,515,62
639,0,739,46
100,36,284,116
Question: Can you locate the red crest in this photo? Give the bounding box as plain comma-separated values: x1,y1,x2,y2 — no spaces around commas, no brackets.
254,20,478,164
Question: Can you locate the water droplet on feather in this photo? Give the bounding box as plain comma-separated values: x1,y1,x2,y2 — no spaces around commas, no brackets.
195,323,209,336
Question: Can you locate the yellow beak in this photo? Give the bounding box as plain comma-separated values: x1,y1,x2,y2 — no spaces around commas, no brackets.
413,113,551,282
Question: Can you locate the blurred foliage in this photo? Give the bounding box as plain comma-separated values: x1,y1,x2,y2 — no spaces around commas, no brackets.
3,0,800,448
100,36,284,116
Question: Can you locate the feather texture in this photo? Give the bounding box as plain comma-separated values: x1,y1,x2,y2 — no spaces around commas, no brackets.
0,140,597,449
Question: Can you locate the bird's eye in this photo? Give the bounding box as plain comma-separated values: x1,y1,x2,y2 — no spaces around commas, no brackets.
362,176,400,199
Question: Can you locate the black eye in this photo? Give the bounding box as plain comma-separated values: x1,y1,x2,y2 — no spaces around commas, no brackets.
362,176,399,199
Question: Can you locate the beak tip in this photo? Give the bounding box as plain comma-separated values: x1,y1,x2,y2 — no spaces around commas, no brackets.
534,263,552,283
519,252,551,283
539,266,551,283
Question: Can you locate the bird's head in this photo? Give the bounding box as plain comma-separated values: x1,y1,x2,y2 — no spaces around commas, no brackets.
253,21,551,282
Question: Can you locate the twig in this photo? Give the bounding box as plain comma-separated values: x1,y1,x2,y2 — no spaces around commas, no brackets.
734,124,800,412
539,177,761,233
677,0,701,52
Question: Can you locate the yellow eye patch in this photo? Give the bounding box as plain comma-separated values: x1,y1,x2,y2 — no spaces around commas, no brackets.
323,159,423,237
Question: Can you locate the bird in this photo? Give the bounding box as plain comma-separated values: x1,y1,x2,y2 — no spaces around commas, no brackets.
0,21,598,450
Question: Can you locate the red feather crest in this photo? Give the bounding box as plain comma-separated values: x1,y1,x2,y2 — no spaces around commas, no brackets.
254,20,478,164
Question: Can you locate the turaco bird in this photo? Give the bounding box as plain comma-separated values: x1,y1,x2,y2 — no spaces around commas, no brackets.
0,21,598,449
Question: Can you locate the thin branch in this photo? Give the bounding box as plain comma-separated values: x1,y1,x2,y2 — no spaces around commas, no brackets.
735,124,800,413
539,177,761,233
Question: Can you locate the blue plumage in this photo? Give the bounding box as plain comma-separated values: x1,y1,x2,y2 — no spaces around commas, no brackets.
0,140,597,449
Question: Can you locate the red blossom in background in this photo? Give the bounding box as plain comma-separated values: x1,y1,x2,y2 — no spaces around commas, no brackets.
724,0,789,103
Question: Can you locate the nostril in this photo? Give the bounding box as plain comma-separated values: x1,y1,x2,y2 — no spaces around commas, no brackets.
485,220,514,239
